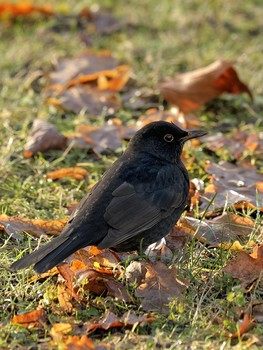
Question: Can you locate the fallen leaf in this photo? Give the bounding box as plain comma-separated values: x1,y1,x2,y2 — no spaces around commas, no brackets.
48,86,120,116
0,1,53,18
50,322,73,336
86,310,154,332
159,60,252,112
77,120,136,153
66,65,131,92
23,119,67,158
65,335,95,350
135,261,188,313
185,213,255,247
200,161,263,212
57,283,74,313
46,167,89,181
226,314,254,338
222,245,263,287
204,131,263,160
11,309,46,328
49,51,118,86
0,214,67,238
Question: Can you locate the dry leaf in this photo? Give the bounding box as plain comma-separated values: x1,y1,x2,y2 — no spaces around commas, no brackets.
159,60,252,112
48,86,120,116
204,132,263,160
11,309,46,328
135,261,188,314
0,214,67,238
77,120,136,153
46,167,89,181
65,335,95,350
23,119,67,158
57,284,74,313
200,161,263,212
185,213,255,247
86,310,154,333
222,245,263,287
49,51,118,86
0,1,53,18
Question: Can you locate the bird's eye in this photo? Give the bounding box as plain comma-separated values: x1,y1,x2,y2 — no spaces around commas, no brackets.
164,134,174,142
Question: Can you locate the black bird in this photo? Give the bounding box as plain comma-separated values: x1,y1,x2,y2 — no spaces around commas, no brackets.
11,121,207,274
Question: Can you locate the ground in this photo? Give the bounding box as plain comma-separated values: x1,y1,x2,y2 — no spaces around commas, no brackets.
0,0,263,349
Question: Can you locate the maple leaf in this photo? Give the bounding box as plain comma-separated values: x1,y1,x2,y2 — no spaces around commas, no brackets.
159,60,252,112
222,245,263,287
135,261,188,314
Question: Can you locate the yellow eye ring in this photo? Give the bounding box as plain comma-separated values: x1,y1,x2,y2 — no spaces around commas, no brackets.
164,134,174,142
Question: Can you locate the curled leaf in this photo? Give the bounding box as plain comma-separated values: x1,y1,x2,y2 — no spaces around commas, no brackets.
159,60,252,112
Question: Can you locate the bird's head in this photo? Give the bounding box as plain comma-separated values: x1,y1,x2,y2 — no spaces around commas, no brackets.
128,121,207,163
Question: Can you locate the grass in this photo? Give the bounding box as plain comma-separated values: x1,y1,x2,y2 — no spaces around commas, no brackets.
0,0,263,349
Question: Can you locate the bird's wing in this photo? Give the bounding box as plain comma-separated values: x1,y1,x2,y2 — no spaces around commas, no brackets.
98,182,161,248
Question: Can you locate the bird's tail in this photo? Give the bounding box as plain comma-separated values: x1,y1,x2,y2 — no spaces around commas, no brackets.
11,229,84,274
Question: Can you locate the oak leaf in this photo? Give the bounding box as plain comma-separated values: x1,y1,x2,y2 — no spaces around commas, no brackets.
159,60,252,112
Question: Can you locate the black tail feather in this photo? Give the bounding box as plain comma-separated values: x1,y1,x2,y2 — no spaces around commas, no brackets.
10,228,86,273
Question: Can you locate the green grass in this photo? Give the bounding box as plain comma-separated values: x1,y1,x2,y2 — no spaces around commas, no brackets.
0,0,263,349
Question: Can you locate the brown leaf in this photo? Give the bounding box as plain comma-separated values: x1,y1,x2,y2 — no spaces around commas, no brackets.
57,284,74,313
48,86,120,116
135,261,188,314
159,60,252,112
204,132,263,160
46,167,89,181
66,65,131,92
49,51,118,86
200,161,263,212
65,335,95,350
0,2,53,18
86,310,154,333
185,213,255,247
0,214,67,238
23,119,67,158
77,120,136,153
11,309,46,328
222,245,263,287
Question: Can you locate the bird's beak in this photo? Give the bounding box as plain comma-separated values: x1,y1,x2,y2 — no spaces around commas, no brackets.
180,130,207,142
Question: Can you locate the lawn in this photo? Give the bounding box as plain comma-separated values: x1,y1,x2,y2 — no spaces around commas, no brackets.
0,0,262,349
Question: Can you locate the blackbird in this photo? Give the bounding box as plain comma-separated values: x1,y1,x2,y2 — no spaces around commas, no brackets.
11,121,207,273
